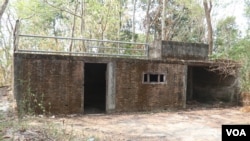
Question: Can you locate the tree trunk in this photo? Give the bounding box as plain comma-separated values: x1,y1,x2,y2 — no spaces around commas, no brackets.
145,0,151,43
118,0,122,41
81,0,85,35
132,0,137,42
69,3,78,53
81,0,86,52
161,0,166,40
0,0,9,21
203,0,213,55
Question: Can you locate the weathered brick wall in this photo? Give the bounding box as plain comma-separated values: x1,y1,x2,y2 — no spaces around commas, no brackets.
115,60,186,112
14,52,241,114
14,54,83,114
14,53,187,114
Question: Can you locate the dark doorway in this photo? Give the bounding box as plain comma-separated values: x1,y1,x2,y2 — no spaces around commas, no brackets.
187,66,237,105
187,66,220,103
84,63,107,114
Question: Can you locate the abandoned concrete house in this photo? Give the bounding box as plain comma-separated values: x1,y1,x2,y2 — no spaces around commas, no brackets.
14,37,240,114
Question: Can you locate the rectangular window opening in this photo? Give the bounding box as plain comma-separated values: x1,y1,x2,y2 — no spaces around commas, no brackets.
160,74,164,82
143,73,166,84
149,74,158,82
143,74,148,82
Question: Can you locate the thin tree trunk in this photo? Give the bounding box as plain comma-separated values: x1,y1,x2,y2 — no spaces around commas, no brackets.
69,3,78,53
117,0,122,54
52,20,59,50
145,0,151,43
0,0,9,21
132,0,137,42
81,0,86,52
161,0,166,40
118,0,122,41
203,0,213,55
81,0,85,35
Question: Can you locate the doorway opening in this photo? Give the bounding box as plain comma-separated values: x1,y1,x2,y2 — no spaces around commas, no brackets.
186,66,238,107
84,63,107,114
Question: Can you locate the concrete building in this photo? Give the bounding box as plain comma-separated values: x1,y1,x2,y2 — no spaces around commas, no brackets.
13,40,240,114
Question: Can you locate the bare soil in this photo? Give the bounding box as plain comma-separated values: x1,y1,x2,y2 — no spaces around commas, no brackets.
1,86,250,141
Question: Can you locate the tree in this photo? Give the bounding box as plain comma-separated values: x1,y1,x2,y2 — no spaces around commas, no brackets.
244,0,250,35
145,0,151,43
203,0,213,55
0,0,13,86
0,0,9,21
132,0,137,42
14,0,122,52
214,16,239,55
212,1,250,92
161,0,166,40
144,0,205,42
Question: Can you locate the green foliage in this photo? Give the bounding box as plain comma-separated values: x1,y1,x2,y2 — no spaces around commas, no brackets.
15,0,63,34
245,0,250,19
229,38,250,92
244,0,250,35
18,77,49,117
212,35,250,92
215,16,239,54
211,1,250,92
144,0,205,42
120,30,138,42
86,0,120,40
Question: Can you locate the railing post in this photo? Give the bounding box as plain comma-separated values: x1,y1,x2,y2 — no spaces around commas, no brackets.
146,44,149,59
13,20,20,52
117,43,120,55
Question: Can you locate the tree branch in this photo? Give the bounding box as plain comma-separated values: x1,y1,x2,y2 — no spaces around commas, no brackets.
44,0,81,18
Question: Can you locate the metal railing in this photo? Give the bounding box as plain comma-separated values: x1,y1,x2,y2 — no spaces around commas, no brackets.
14,22,149,59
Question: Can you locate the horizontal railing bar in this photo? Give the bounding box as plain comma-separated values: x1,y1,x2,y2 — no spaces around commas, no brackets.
86,46,146,51
19,34,148,45
16,49,147,57
17,49,74,54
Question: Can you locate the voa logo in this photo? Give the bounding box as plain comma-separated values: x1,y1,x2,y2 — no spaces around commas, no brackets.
226,129,246,136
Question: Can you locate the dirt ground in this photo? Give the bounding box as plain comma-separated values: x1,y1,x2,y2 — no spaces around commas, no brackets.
1,86,250,141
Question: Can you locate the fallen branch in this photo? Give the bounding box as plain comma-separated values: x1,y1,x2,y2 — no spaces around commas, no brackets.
208,59,239,78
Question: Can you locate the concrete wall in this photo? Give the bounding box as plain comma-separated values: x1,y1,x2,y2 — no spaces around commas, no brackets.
162,41,208,60
149,41,209,60
115,60,186,112
149,40,162,59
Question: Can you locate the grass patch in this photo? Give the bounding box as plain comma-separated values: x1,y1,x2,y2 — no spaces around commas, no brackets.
0,115,101,140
